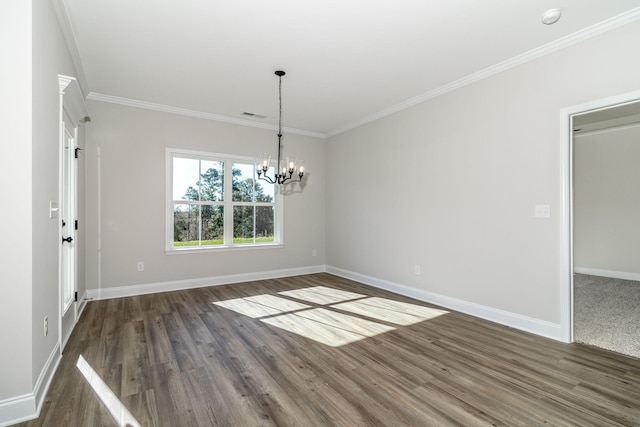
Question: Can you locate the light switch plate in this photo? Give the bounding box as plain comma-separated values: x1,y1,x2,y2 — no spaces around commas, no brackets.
49,201,59,218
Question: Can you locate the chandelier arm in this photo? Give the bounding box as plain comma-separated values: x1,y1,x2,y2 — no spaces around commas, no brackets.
258,174,276,184
278,173,302,185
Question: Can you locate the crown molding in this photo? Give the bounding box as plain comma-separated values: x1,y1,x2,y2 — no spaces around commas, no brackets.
86,92,326,139
326,7,640,138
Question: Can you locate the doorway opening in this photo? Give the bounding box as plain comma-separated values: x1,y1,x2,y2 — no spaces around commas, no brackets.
561,90,640,358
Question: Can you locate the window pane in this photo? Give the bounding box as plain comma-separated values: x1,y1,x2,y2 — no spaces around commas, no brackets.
174,204,223,247
256,206,275,242
202,205,224,245
173,158,200,201
173,204,199,246
256,182,274,202
232,162,255,202
233,205,255,243
200,160,224,201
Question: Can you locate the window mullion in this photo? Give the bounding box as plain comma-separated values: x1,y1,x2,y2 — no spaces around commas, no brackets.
198,160,203,245
224,161,233,245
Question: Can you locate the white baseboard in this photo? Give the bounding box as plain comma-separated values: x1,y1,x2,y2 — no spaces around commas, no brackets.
326,266,563,342
33,344,61,418
574,267,640,282
0,394,34,427
86,265,327,301
0,343,61,427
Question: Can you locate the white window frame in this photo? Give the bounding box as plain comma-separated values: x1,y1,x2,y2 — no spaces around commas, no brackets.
166,148,283,253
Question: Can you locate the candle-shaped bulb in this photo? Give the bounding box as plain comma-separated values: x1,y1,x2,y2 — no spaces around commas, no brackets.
286,156,296,173
256,153,271,172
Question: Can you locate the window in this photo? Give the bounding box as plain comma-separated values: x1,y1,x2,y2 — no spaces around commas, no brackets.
167,149,281,251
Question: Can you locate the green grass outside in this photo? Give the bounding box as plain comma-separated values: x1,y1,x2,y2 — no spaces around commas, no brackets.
174,236,274,247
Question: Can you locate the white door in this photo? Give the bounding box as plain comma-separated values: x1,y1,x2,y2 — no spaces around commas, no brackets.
60,113,77,349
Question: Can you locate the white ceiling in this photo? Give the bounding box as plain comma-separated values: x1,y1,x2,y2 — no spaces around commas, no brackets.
59,0,640,137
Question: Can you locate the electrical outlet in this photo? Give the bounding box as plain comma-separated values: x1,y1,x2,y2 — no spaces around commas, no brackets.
44,316,48,336
137,261,144,272
312,249,317,257
534,204,551,218
414,265,421,275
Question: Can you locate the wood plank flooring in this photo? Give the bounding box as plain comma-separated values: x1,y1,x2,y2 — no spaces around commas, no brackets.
16,273,640,426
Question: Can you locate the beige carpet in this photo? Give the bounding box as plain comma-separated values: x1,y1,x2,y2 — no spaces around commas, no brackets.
574,273,640,359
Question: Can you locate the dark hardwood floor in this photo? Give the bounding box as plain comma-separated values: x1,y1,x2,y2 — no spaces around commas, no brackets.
17,273,640,426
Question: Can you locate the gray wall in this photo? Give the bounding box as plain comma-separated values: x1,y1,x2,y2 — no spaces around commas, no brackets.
325,21,640,326
574,124,640,278
84,101,326,291
0,0,79,406
1,0,33,402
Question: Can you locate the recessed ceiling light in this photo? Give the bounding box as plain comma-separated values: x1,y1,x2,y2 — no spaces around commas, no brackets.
541,8,562,25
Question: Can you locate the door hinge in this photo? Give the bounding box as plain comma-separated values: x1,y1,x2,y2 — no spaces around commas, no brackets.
75,220,78,230
74,291,78,302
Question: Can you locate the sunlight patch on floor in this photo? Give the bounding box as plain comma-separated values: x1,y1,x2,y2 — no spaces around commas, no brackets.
212,287,449,347
278,286,367,304
332,297,449,326
77,355,141,427
213,294,310,318
261,308,395,347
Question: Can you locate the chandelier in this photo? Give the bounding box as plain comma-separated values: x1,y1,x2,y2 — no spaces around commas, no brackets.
256,70,304,185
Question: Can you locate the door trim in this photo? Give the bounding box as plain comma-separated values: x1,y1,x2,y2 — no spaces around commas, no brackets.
559,89,640,343
58,75,89,353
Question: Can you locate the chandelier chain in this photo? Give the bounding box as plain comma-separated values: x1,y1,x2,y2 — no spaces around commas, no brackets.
278,73,283,137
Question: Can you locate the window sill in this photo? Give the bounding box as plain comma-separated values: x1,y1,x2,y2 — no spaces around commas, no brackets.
166,243,283,255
